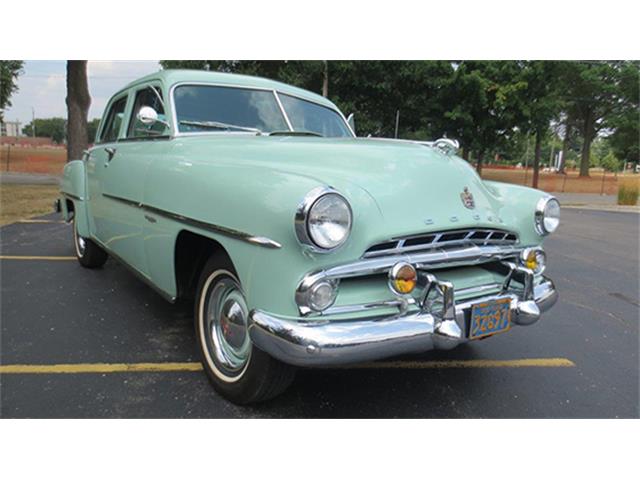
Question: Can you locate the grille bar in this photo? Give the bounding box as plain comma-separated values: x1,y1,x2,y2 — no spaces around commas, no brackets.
363,229,518,258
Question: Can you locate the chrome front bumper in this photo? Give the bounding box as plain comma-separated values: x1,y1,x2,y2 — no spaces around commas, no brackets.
248,271,558,367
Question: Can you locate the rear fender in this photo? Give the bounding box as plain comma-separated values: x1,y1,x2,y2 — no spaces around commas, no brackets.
61,160,90,237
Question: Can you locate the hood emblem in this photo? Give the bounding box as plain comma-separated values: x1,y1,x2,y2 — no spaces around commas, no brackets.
460,187,475,209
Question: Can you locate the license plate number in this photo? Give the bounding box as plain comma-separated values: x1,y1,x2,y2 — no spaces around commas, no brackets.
469,298,511,340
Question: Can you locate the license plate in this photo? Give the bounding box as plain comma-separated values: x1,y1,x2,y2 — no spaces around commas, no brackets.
469,298,511,340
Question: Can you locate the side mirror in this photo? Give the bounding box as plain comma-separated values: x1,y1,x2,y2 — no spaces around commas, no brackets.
346,113,356,135
137,106,159,125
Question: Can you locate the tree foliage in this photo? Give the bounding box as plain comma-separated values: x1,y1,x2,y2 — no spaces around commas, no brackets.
22,117,66,143
160,60,639,175
0,60,24,122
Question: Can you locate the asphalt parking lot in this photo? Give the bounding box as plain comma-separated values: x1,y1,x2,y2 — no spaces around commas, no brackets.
1,209,638,418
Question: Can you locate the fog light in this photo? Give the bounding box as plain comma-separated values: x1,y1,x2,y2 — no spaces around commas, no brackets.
520,248,546,274
308,280,338,312
388,262,417,295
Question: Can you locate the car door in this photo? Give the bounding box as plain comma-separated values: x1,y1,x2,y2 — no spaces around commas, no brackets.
88,88,155,277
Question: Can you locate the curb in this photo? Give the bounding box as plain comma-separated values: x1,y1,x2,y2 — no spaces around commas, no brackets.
563,204,640,213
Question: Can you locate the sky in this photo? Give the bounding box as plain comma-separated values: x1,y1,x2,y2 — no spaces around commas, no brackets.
4,60,162,126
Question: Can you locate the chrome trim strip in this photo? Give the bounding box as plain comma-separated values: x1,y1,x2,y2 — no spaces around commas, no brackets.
273,91,294,131
102,193,281,249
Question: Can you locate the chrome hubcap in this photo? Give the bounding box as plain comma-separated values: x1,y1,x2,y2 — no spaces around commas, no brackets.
204,275,251,376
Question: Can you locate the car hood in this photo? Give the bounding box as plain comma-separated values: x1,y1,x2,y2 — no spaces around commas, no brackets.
175,135,513,238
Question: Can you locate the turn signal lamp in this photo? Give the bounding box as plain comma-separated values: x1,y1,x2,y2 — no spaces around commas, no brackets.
388,262,418,295
520,248,546,274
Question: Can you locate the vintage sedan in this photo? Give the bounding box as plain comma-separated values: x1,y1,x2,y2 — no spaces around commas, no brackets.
59,70,559,404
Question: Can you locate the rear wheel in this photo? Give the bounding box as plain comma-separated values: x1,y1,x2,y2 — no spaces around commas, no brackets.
195,253,295,404
73,220,108,268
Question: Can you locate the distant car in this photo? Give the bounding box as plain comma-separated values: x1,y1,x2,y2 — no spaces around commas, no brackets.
59,70,559,404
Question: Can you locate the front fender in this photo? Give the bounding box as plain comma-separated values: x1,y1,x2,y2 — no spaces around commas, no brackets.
60,160,90,237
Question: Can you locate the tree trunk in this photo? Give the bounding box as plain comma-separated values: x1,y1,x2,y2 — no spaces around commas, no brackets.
579,109,594,177
66,61,91,161
559,116,571,174
322,61,329,98
476,150,484,175
532,130,542,189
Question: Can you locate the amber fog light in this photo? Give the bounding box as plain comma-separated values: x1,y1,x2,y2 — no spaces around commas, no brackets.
388,262,417,295
520,248,546,274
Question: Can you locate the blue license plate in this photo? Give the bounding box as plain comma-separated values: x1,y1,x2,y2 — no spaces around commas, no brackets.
469,298,511,340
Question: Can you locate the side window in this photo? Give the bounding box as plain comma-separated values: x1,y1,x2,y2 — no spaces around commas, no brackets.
100,96,128,143
128,85,168,138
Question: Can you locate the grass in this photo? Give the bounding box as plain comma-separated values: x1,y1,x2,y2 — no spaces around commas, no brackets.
617,176,640,205
0,184,61,226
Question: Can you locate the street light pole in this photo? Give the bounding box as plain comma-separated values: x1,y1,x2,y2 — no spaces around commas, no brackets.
31,107,36,138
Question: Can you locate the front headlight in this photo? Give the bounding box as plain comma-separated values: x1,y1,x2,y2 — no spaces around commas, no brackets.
535,197,560,235
296,187,352,251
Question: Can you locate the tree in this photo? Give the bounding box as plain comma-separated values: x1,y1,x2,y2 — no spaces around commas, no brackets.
561,61,625,177
160,60,454,138
22,118,66,143
606,62,639,166
516,61,562,187
441,61,527,173
66,60,91,161
87,118,101,144
0,60,24,123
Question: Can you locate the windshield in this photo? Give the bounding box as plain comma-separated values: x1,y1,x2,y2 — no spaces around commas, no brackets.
173,84,352,137
278,93,352,137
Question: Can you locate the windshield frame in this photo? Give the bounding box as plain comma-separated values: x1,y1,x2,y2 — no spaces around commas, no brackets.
169,82,355,138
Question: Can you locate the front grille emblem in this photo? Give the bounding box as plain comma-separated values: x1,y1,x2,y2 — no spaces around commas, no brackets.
460,187,475,209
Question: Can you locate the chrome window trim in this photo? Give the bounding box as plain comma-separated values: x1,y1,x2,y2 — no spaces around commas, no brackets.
534,196,559,236
273,91,294,131
294,186,353,253
169,81,353,138
96,92,130,144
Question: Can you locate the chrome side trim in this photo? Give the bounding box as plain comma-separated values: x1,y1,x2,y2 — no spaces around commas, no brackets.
102,193,281,249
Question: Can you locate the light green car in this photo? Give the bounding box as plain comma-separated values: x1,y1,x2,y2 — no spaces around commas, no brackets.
59,70,559,404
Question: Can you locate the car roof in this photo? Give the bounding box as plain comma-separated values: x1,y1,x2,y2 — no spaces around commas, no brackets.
117,69,338,110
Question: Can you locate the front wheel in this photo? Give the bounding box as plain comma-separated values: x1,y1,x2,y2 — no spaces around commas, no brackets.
195,253,295,404
73,220,108,268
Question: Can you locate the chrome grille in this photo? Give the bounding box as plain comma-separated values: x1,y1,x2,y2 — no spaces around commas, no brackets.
363,229,519,258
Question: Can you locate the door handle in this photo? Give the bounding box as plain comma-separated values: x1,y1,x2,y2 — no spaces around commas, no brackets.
104,147,116,162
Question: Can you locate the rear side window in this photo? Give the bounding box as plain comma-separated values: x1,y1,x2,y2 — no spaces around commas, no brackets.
100,96,128,142
128,85,168,138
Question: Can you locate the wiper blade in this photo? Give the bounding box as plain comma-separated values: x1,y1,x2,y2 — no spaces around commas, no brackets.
179,120,262,135
269,130,324,137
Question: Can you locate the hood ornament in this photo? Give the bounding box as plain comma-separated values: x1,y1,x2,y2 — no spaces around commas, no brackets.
460,187,475,209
